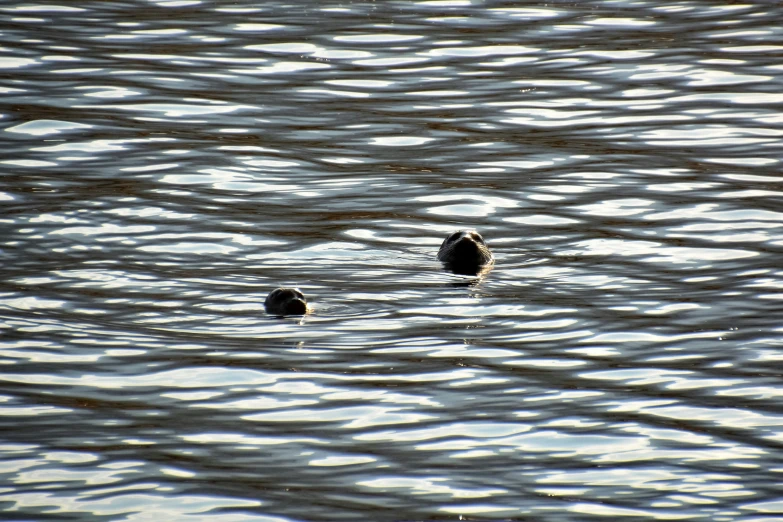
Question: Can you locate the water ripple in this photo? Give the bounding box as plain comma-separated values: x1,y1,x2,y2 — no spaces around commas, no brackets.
1,1,782,521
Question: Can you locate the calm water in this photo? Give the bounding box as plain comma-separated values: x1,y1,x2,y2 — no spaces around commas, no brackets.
2,1,782,520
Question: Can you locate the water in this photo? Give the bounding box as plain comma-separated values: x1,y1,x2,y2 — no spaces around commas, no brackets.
1,1,782,520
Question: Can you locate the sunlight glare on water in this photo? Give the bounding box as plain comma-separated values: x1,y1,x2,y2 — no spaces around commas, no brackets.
1,0,782,521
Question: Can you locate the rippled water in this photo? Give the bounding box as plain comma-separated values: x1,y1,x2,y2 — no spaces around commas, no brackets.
2,1,783,520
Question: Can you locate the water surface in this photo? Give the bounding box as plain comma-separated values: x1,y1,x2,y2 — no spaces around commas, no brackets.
1,1,783,520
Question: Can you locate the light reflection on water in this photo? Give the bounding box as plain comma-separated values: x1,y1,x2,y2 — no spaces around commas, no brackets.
1,0,783,520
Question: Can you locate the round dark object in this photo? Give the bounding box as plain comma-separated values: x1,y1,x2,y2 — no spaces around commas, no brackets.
437,230,494,275
265,287,309,316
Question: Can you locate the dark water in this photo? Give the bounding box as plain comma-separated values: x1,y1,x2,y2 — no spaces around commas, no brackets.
2,1,783,520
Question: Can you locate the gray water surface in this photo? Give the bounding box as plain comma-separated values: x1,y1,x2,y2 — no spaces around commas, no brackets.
1,1,782,521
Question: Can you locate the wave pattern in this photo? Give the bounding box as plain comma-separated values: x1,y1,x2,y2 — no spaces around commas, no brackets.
1,1,782,520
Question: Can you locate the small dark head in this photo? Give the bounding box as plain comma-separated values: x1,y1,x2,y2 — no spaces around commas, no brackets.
264,287,309,316
437,230,494,275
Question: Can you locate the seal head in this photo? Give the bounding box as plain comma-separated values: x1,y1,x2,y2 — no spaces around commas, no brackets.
437,230,494,275
265,287,309,316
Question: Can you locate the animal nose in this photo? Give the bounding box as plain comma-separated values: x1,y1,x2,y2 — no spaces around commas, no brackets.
286,298,307,315
456,236,478,249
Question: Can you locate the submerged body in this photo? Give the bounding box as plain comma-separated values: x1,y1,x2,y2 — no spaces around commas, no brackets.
437,230,494,275
265,287,309,316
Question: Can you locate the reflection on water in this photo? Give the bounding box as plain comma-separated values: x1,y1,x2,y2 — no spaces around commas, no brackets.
1,1,783,520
